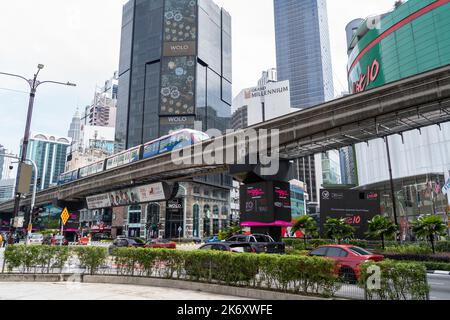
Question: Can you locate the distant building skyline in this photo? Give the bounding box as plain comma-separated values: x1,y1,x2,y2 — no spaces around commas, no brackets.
25,133,71,191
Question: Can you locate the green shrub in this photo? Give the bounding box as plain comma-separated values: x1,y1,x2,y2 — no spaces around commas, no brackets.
4,245,71,273
435,241,450,253
384,245,432,254
421,261,450,271
74,246,107,275
359,260,429,300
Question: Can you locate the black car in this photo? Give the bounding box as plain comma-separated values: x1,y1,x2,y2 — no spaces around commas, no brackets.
108,237,145,254
199,242,256,253
225,234,285,254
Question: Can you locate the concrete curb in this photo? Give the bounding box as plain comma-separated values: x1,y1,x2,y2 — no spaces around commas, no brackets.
0,273,332,300
84,275,331,300
427,270,450,275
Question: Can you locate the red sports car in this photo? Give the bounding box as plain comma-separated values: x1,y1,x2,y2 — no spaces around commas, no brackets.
308,245,384,283
144,239,177,249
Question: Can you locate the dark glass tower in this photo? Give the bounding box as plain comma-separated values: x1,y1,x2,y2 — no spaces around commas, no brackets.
274,0,334,109
116,0,232,151
274,0,336,202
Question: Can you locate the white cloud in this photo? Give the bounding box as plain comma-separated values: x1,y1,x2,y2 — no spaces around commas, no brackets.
0,0,396,154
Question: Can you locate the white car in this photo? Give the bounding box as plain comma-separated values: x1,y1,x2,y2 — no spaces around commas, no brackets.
28,233,44,245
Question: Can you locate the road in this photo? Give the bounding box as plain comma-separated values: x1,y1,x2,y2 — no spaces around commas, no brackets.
428,273,450,300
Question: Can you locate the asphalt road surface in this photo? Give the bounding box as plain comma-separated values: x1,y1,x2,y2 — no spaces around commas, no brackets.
428,273,450,300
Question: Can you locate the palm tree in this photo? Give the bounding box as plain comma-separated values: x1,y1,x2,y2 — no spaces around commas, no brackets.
367,215,399,250
411,215,447,253
324,218,355,244
291,215,318,246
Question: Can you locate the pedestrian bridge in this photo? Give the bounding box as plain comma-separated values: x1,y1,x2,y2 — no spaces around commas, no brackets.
0,65,449,212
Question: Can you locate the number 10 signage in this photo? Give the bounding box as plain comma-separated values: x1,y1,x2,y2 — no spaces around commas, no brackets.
320,189,380,239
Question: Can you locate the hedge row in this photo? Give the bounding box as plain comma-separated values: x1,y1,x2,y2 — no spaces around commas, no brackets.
3,245,70,273
3,246,430,300
282,239,450,253
112,248,340,297
383,252,450,263
360,260,429,300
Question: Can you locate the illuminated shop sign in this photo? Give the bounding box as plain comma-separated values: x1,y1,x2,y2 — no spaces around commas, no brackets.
352,59,380,93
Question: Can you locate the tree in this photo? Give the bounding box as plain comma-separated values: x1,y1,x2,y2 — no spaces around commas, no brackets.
291,215,318,246
324,218,355,244
411,215,447,253
218,222,243,241
366,215,398,250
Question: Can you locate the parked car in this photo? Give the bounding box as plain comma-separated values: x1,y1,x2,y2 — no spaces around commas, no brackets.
28,233,44,245
205,235,221,243
144,239,177,249
225,234,285,254
308,245,384,283
199,242,256,253
53,235,68,246
108,237,146,254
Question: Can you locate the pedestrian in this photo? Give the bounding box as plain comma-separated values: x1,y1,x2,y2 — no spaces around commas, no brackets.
0,233,3,248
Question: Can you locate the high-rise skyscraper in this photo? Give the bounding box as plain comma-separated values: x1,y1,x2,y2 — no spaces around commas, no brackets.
115,0,232,240
116,0,232,151
82,72,118,128
274,0,338,202
274,0,334,109
25,133,70,191
67,109,81,151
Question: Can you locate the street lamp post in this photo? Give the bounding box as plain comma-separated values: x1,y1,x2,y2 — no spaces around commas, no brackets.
0,65,76,239
0,154,38,244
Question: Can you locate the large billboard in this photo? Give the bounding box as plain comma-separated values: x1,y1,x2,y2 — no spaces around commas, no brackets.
86,182,169,210
240,181,292,227
320,189,380,239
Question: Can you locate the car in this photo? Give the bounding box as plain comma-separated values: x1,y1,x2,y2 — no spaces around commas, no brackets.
28,233,44,245
108,237,146,254
144,239,176,249
199,242,256,253
53,235,68,246
308,245,384,283
225,234,285,254
205,235,221,243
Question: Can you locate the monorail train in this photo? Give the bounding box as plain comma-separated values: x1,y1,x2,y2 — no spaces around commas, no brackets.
57,129,210,186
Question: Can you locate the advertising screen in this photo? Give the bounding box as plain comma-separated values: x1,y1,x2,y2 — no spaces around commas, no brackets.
240,181,292,227
319,189,380,239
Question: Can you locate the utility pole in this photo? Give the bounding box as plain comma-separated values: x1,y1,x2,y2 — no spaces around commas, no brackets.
385,136,399,229
0,65,76,241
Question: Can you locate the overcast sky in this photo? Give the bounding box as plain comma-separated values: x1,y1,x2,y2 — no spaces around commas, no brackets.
0,0,396,155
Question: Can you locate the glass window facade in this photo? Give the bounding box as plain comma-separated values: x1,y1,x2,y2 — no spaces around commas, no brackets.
116,0,231,151
274,0,334,110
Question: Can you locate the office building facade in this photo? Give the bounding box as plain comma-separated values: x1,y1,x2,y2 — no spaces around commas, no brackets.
274,0,339,202
116,0,232,151
25,133,71,191
347,0,450,237
115,0,232,239
274,0,334,109
82,72,118,128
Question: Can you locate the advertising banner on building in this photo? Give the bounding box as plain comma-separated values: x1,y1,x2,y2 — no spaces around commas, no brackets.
86,182,168,209
240,181,292,227
320,189,380,239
